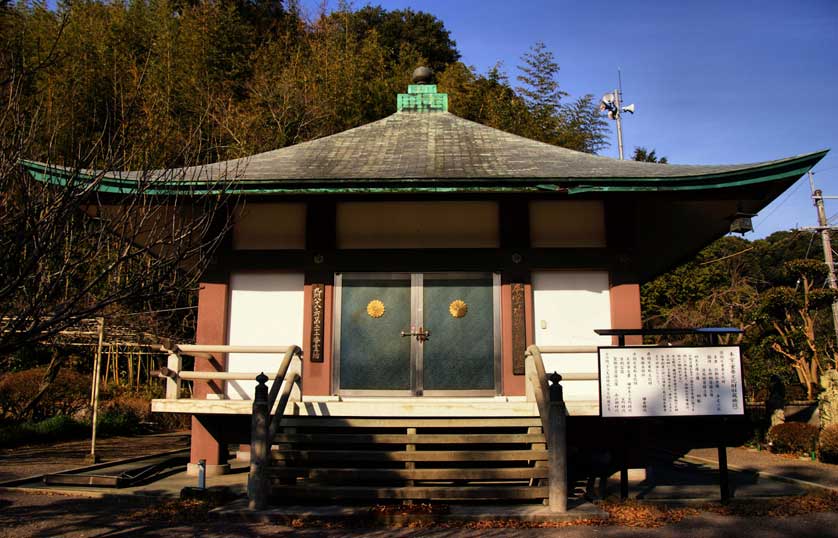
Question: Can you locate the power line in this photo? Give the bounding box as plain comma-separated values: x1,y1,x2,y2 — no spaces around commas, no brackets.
814,165,838,174
755,178,804,227
699,246,754,266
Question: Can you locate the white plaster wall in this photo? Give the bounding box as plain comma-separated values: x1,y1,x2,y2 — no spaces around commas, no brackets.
532,271,612,401
226,272,305,399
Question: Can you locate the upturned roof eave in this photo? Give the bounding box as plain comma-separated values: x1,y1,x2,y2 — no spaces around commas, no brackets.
20,149,828,196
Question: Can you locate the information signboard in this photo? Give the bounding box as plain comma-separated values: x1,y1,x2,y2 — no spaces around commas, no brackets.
598,346,744,418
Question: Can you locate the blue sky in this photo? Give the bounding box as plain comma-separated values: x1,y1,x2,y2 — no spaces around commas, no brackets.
303,0,838,238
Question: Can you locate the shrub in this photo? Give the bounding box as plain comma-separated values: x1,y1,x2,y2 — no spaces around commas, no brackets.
0,368,88,421
819,424,838,463
97,397,151,436
0,415,87,448
155,412,191,432
768,422,819,454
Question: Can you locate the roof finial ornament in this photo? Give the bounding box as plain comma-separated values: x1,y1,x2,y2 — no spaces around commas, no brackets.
412,66,434,84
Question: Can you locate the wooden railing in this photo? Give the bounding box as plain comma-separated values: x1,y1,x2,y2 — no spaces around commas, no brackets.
156,344,304,509
157,344,301,400
248,346,303,510
524,344,600,513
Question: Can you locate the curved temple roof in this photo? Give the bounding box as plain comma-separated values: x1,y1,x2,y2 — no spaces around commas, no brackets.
22,110,827,195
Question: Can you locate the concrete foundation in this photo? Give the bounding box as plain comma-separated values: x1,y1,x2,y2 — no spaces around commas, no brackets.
186,463,231,477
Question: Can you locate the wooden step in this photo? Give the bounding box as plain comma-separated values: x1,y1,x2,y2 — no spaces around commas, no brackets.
271,449,548,463
293,400,540,418
277,417,542,428
272,433,545,444
265,413,548,505
269,485,549,501
270,467,549,482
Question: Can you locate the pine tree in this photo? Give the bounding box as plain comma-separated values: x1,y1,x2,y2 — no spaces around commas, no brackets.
516,41,566,140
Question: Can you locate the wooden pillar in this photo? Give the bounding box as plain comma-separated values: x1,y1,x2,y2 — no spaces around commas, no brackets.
606,199,641,345
718,445,730,503
501,281,527,396
189,281,230,476
248,373,270,510
609,284,642,345
302,200,336,395
500,198,530,397
302,279,334,395
548,373,567,513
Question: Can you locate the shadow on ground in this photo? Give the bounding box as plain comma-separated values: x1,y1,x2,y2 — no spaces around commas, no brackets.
2,490,838,538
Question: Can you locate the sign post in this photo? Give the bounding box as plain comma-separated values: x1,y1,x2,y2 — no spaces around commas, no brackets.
594,328,744,503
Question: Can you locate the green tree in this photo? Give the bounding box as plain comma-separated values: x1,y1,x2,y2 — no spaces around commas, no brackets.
755,259,836,400
515,41,608,153
341,5,459,74
438,62,534,136
642,230,833,399
556,94,609,154
516,41,565,141
632,146,668,163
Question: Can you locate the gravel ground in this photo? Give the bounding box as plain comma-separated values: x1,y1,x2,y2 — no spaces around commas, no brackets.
0,431,189,483
689,446,838,490
2,435,838,537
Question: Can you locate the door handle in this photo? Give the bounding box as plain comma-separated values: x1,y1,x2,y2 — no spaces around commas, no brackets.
400,327,431,342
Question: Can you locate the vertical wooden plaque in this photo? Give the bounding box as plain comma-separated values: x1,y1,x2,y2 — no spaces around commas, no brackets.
511,282,526,375
310,283,325,362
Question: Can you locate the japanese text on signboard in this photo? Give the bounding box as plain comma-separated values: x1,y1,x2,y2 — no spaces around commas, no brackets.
598,346,743,418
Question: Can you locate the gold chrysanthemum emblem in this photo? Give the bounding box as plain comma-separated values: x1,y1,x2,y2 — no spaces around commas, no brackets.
366,299,385,318
449,299,468,318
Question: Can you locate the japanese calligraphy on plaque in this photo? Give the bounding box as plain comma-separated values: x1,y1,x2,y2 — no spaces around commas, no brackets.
511,283,526,375
598,346,744,418
310,284,325,362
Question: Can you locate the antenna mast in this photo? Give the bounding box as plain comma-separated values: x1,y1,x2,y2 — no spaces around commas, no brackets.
616,69,624,159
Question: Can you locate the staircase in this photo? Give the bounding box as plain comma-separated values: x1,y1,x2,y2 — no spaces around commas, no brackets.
266,415,549,504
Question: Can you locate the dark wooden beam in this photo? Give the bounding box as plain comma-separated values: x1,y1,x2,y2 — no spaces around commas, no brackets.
226,248,616,273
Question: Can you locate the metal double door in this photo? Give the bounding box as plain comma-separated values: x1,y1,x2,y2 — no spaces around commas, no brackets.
334,273,501,396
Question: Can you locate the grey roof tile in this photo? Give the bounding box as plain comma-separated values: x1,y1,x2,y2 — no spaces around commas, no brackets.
148,111,811,182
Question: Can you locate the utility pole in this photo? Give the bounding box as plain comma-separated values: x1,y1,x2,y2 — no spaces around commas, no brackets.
599,72,634,161
613,89,624,160
811,171,838,348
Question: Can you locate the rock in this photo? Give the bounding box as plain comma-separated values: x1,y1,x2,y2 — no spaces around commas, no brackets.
818,369,838,427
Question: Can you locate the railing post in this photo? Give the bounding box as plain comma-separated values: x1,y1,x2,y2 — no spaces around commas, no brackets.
165,353,182,400
248,372,270,510
290,353,302,404
548,372,567,513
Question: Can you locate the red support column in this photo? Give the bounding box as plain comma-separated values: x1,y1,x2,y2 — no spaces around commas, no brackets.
501,282,526,396
188,282,230,476
302,281,334,395
609,283,642,345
